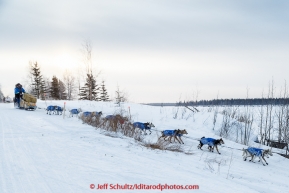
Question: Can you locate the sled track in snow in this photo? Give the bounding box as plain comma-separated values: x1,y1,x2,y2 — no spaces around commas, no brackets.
0,106,87,192
0,110,55,193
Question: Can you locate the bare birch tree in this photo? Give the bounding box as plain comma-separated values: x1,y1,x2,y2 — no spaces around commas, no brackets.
265,79,275,144
242,87,254,145
275,81,289,143
43,76,52,100
78,40,101,100
213,93,219,130
63,69,76,100
258,91,265,144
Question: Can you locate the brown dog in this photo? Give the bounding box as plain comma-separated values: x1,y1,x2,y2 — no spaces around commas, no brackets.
159,129,188,144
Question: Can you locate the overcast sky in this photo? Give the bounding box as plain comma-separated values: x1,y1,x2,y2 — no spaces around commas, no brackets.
1,0,289,103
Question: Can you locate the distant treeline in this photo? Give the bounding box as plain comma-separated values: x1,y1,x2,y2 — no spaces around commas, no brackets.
184,98,289,106
147,98,289,106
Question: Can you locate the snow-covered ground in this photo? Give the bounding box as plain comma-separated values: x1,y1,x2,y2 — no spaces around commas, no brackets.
0,101,288,193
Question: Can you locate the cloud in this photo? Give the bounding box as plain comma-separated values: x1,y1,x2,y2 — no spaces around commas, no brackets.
1,0,289,51
1,0,289,102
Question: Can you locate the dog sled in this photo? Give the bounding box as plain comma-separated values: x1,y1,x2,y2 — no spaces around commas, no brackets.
15,93,37,111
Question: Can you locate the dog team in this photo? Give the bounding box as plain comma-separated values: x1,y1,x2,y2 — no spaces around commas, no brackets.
45,105,274,165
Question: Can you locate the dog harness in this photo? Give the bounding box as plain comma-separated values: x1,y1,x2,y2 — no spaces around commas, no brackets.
247,147,263,157
200,138,216,146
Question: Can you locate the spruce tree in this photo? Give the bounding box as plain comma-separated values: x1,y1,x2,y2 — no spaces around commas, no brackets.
79,73,99,101
50,76,60,100
79,85,88,100
115,85,128,106
100,80,109,101
29,62,46,99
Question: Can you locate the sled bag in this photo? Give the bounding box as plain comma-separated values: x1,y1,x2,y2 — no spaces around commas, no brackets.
23,93,37,103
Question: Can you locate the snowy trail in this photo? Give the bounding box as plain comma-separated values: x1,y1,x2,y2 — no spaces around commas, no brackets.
1,102,289,193
0,104,88,192
0,105,57,193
